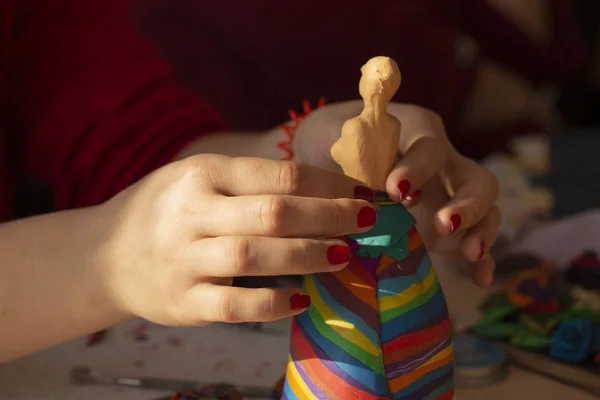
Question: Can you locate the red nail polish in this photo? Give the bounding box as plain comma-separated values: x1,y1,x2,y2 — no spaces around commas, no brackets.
479,240,485,260
87,329,108,347
357,207,377,228
450,214,462,233
405,190,421,201
354,186,374,202
398,180,411,199
290,294,311,310
327,245,351,265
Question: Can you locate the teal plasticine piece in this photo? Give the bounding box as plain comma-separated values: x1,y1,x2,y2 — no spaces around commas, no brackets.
349,196,415,259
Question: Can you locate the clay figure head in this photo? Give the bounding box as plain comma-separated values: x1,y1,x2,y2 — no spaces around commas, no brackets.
358,56,401,106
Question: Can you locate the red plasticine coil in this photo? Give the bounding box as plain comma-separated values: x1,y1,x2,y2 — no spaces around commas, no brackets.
277,97,326,160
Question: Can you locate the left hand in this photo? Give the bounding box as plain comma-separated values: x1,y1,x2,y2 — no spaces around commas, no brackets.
293,100,500,287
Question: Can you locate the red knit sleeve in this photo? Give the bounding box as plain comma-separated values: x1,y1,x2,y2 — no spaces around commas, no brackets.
10,0,228,210
458,0,587,84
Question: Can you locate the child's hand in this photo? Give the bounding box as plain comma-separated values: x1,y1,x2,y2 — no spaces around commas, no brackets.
294,101,500,286
101,155,376,326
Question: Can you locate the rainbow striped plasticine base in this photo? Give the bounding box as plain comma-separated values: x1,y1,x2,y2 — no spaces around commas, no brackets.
282,194,454,399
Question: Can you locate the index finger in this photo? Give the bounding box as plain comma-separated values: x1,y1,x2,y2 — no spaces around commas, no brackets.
435,167,499,236
188,155,375,201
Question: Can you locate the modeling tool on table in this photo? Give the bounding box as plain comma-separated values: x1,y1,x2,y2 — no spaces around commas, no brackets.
70,366,272,399
281,56,454,399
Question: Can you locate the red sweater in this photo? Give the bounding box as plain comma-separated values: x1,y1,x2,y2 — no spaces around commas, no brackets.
0,0,227,221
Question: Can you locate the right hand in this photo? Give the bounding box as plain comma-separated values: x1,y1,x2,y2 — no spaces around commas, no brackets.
100,154,376,326
294,101,500,286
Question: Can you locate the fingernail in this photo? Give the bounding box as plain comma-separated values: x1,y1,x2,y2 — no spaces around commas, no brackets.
479,240,485,260
405,190,421,201
327,245,351,265
354,186,374,202
450,214,462,233
290,294,311,310
397,180,411,199
357,207,377,228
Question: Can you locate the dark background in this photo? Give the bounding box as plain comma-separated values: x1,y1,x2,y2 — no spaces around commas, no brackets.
15,0,600,220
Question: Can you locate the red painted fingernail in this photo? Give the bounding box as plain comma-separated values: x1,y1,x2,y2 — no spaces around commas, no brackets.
398,180,411,199
479,240,485,260
450,214,462,233
87,329,108,347
327,245,351,265
405,190,421,201
354,185,375,202
357,207,377,228
290,294,311,310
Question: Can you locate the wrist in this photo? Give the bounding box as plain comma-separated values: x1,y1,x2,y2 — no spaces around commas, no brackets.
82,203,134,323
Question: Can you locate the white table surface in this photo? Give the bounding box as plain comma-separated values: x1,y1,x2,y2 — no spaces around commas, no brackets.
2,210,600,400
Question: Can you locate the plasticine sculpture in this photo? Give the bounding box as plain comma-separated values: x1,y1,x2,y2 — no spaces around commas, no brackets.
282,56,454,399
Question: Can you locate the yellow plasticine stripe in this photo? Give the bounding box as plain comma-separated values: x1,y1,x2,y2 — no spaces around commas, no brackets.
422,343,453,368
287,357,320,400
378,266,437,312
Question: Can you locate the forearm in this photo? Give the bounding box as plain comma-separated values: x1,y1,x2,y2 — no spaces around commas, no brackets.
0,206,126,361
174,127,285,161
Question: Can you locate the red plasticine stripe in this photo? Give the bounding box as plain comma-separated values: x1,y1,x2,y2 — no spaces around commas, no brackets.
86,329,108,346
277,97,326,160
382,319,452,354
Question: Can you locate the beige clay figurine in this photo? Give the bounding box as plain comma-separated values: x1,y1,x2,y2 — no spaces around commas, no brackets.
330,56,402,191
282,56,454,399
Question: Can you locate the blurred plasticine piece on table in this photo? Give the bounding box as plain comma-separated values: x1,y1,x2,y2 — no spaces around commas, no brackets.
550,319,600,363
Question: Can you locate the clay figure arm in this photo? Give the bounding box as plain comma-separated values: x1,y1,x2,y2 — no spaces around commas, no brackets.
331,118,365,177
